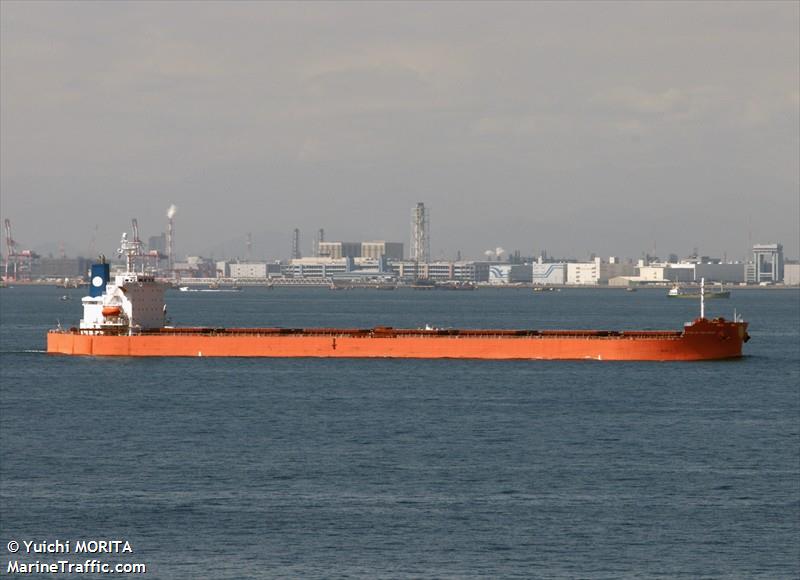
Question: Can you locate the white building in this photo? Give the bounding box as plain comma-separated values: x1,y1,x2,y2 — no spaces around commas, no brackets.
568,260,601,285
389,261,491,282
289,257,352,278
567,258,634,285
783,263,800,286
531,263,567,285
637,266,671,282
488,264,533,285
427,261,491,282
637,262,744,283
229,262,268,279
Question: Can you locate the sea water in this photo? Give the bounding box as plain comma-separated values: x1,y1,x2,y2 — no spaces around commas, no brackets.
1,286,798,578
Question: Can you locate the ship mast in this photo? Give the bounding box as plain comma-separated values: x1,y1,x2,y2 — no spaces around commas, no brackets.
117,232,143,273
700,277,705,319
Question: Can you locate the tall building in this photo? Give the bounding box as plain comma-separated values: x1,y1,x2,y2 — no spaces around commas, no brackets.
747,243,784,283
411,202,430,263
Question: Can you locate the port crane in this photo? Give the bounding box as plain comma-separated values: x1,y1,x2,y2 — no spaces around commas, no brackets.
3,219,38,282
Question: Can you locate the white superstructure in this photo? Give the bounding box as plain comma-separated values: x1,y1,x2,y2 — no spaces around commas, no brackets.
80,233,166,334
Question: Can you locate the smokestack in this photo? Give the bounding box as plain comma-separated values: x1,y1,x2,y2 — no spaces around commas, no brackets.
166,204,177,276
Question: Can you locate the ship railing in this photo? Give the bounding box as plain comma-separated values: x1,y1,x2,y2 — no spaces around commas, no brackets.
116,327,685,339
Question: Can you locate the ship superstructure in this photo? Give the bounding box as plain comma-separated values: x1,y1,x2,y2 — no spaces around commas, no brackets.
79,233,166,334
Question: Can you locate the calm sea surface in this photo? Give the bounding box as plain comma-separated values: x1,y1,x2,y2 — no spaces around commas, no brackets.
1,286,798,578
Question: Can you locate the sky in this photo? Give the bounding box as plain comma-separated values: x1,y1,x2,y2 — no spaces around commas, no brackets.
1,1,798,262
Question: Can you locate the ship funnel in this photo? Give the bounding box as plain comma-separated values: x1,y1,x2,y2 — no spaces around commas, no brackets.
90,263,110,297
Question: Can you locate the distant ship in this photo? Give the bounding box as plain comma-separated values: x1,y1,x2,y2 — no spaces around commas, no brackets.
46,232,749,361
668,285,730,299
178,285,242,293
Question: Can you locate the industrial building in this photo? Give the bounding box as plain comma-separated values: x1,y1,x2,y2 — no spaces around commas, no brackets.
488,264,533,285
172,256,216,279
532,263,567,285
695,263,745,283
426,261,490,282
287,256,394,279
229,262,269,279
318,242,362,259
567,258,634,285
386,261,491,282
317,241,403,260
361,241,404,260
637,262,745,284
30,257,91,279
289,257,354,278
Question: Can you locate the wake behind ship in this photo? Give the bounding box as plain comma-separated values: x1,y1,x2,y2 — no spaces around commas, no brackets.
47,233,750,361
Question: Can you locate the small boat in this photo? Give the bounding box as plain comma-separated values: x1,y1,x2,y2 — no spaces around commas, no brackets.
668,285,729,299
179,285,241,293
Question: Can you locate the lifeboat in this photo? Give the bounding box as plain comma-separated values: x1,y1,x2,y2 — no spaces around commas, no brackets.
102,305,122,317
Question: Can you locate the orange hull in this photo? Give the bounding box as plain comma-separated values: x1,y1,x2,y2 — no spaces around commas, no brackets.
47,319,748,361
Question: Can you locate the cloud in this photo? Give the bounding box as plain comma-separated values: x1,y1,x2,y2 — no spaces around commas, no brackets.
592,86,694,116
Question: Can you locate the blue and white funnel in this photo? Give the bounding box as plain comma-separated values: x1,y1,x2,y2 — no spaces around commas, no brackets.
89,263,110,297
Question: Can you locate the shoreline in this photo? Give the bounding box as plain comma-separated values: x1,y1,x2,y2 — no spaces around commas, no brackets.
2,280,798,290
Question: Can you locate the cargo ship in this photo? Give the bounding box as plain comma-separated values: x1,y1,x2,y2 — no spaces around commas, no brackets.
668,284,730,299
46,234,749,361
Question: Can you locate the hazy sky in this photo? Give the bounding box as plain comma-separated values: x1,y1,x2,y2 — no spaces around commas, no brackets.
1,1,798,261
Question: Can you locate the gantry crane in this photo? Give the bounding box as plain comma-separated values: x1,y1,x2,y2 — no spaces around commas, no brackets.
3,219,38,281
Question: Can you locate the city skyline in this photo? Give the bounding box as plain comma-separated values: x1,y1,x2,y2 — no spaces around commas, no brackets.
2,216,792,265
1,2,798,260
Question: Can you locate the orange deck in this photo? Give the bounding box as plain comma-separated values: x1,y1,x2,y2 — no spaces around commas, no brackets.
47,319,748,361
